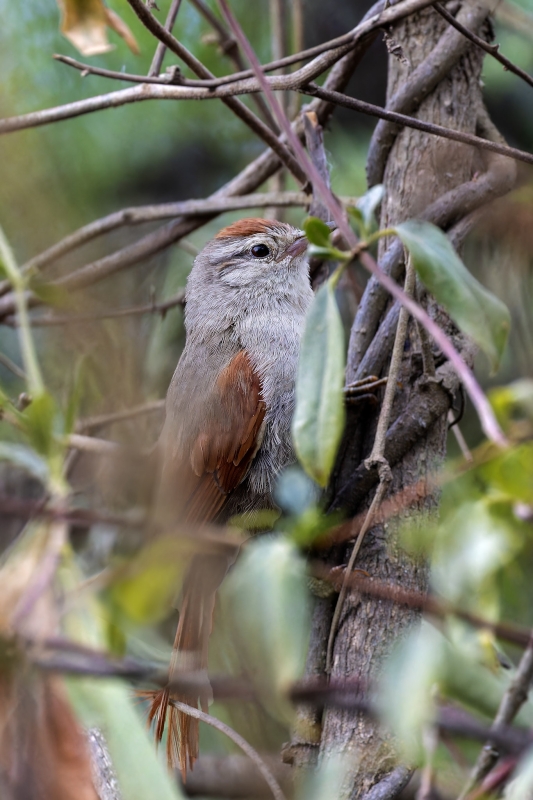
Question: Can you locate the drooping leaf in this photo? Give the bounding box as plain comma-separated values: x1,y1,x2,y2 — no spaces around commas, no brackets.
62,559,185,800
480,443,533,505
68,678,184,800
292,277,346,487
223,537,310,722
0,442,49,484
489,379,533,428
23,391,58,457
347,184,384,239
303,217,349,261
56,0,139,56
109,536,192,625
394,219,510,373
303,216,334,248
295,754,354,800
28,278,70,308
504,748,533,800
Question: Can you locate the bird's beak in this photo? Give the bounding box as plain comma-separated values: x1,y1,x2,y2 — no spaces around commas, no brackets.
285,236,308,258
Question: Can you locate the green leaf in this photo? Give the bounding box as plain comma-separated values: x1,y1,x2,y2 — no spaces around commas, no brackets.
303,217,350,262
480,443,533,505
28,278,70,308
68,677,184,800
303,216,334,248
505,748,533,800
489,379,533,428
109,536,191,624
0,442,49,483
23,391,58,457
61,558,185,800
295,754,353,800
223,537,310,722
348,184,384,238
394,219,511,373
292,277,346,487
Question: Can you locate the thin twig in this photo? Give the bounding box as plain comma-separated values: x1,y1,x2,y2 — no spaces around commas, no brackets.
53,55,175,85
125,0,307,185
213,8,507,446
448,411,473,462
8,291,185,328
76,400,165,433
2,71,532,178
0,351,26,379
325,481,390,673
458,635,533,799
189,0,278,129
67,434,122,456
434,2,533,91
299,84,533,170
326,258,416,673
17,193,310,279
169,700,286,800
148,0,183,77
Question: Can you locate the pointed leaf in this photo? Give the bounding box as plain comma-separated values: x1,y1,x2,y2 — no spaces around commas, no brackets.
394,219,510,373
223,538,310,721
0,442,49,484
303,216,334,248
348,184,384,238
293,278,346,487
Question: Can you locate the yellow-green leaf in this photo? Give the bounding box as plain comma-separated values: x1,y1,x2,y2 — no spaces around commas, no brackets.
292,277,346,487
394,220,510,373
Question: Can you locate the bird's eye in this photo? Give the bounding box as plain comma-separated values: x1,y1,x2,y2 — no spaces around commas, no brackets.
251,243,270,258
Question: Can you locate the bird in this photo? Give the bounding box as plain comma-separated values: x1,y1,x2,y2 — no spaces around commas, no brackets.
147,217,313,779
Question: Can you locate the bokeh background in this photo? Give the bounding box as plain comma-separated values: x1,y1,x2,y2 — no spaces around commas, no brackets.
2,0,531,429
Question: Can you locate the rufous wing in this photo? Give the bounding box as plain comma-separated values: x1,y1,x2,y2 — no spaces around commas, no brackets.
151,349,266,780
177,349,266,524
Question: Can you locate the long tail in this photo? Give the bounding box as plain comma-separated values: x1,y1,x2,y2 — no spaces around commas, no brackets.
148,554,229,781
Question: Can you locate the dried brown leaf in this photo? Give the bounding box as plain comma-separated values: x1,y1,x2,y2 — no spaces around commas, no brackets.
57,0,139,57
0,667,98,800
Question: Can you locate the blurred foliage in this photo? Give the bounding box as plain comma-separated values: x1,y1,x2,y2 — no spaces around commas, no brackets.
1,0,533,798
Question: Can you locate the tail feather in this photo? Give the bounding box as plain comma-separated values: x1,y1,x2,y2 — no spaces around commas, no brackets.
148,554,230,780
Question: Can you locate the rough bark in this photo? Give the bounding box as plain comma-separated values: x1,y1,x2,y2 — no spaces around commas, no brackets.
288,1,516,797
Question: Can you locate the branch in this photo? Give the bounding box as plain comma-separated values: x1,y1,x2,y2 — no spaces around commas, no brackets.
148,0,183,77
434,2,533,92
7,291,185,327
459,635,533,798
76,400,164,433
366,0,494,185
311,563,533,651
17,193,310,278
0,10,383,312
300,84,533,169
0,0,438,137
169,700,287,800
124,0,307,184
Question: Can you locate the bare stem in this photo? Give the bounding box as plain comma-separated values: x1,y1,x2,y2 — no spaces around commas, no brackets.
216,2,507,447
0,226,44,396
148,0,183,77
169,699,287,800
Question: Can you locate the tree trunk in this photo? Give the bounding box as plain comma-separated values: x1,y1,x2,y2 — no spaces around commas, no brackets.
288,1,516,797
